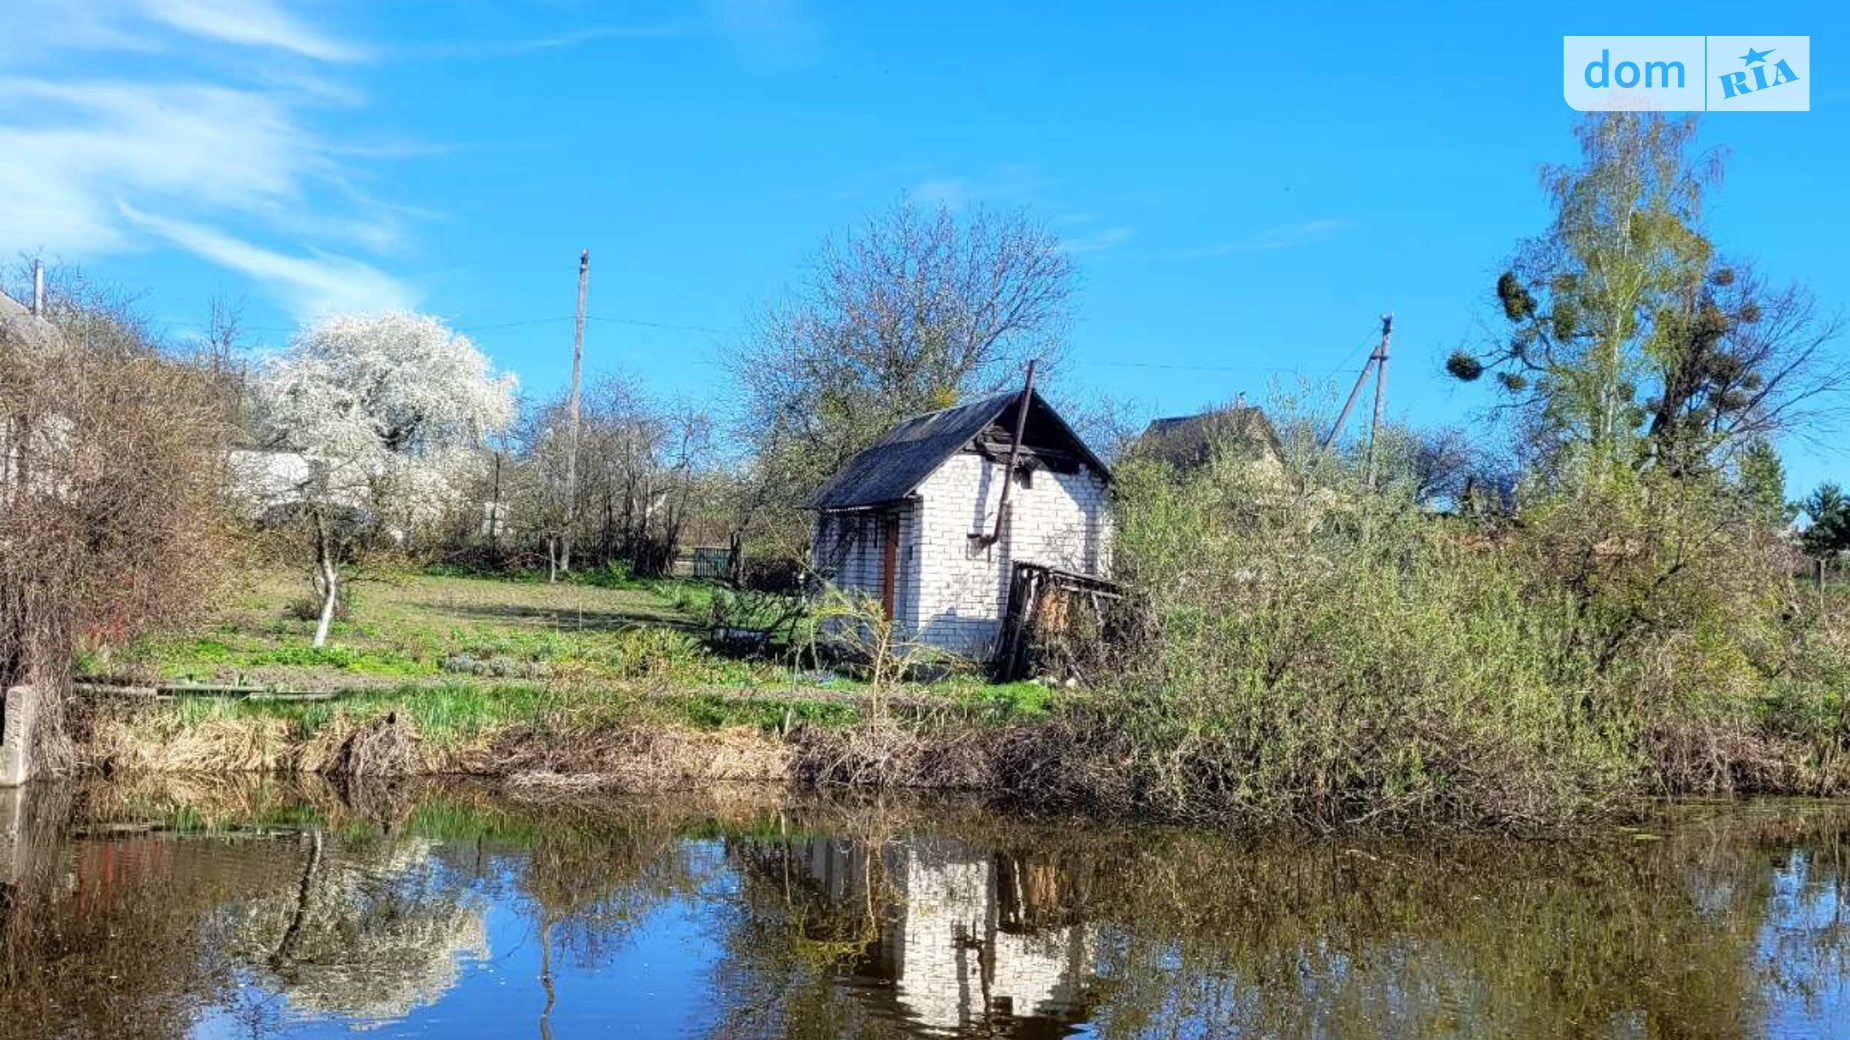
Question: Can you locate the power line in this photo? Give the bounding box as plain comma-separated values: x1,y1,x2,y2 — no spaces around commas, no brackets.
453,316,575,331
586,315,737,335
1082,360,1290,373
1079,324,1390,378
455,314,736,333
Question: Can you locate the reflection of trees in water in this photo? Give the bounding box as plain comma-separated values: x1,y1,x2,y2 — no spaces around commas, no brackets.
697,806,1850,1040
4,785,1850,1040
518,815,702,969
510,811,712,1039
1077,809,1850,1040
0,786,299,1040
213,832,489,1025
0,784,717,1038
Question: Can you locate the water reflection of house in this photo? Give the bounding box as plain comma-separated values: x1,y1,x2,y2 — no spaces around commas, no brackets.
789,836,1095,1035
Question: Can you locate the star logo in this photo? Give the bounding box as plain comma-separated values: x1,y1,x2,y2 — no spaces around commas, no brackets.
1740,46,1775,66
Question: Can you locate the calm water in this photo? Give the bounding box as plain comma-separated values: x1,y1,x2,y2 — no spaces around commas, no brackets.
2,781,1847,1039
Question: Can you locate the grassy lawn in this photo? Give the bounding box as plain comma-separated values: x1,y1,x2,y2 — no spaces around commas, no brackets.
99,569,784,691
85,568,1055,726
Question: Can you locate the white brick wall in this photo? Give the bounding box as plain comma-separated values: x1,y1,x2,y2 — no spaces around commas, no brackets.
913,453,1109,658
813,452,1110,661
812,501,922,629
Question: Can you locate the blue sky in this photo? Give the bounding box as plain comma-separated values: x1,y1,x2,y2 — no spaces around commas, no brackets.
3,1,1846,491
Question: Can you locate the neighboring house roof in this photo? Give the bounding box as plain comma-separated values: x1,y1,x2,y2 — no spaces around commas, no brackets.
1133,406,1284,469
808,390,1110,511
0,291,64,353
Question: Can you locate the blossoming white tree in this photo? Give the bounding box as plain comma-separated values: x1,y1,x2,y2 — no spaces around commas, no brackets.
256,313,516,646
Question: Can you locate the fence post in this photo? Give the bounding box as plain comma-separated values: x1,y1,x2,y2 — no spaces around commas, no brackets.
0,784,22,885
0,685,39,787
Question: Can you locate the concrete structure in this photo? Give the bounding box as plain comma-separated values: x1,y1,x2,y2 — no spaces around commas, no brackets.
0,785,23,885
0,685,38,787
809,391,1111,659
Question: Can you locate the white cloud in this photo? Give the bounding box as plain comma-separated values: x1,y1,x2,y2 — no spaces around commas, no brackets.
121,204,416,318
0,1,416,317
908,163,1045,212
129,0,368,61
403,24,696,60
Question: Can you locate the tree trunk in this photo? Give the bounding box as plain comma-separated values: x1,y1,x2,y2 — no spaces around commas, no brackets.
312,512,338,648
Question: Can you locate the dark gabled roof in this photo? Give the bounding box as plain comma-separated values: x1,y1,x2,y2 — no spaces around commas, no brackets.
808,390,1108,511
1134,406,1283,469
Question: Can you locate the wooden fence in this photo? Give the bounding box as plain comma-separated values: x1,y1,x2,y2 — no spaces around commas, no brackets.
993,563,1124,683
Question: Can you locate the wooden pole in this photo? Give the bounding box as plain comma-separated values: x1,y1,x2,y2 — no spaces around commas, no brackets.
982,360,1037,547
560,249,589,579
1325,354,1375,449
1366,313,1393,489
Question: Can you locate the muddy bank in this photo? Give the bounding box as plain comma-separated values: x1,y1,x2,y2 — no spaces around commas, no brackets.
75,698,1138,814
69,694,1850,833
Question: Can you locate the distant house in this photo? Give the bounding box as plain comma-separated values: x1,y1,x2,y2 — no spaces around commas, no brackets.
226,445,317,518
0,290,60,354
1130,404,1286,475
0,290,70,502
808,390,1112,658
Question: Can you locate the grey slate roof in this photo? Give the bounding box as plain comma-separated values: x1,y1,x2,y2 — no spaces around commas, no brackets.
1134,407,1283,469
808,390,1107,511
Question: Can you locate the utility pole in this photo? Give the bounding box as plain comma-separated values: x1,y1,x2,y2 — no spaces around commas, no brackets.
1365,313,1392,489
1323,313,1393,451
559,249,589,580
29,259,43,317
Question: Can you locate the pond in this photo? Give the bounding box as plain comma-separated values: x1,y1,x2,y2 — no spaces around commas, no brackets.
1,780,1847,1039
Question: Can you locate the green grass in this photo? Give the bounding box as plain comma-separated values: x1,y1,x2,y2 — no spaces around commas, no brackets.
125,569,776,690
103,567,1065,769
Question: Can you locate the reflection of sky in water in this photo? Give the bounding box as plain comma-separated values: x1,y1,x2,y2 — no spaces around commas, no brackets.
194,861,729,1037
1760,850,1850,1038
10,795,1850,1039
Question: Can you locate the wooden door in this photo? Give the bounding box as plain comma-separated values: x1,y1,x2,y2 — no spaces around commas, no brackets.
880,512,899,620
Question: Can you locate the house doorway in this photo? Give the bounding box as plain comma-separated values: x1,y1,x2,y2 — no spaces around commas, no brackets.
880,512,899,621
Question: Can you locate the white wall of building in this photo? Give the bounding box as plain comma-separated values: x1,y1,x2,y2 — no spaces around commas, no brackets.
912,454,1109,658
813,452,1110,661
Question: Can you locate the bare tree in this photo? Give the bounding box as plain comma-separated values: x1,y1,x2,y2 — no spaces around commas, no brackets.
491,375,716,578
726,197,1077,524
1,268,232,768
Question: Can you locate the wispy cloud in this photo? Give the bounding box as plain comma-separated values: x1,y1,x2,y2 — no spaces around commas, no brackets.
0,0,366,63
121,204,416,317
127,0,368,62
1062,226,1136,254
908,163,1045,212
906,164,1134,254
1163,219,1352,259
705,0,821,66
0,1,419,318
403,24,696,60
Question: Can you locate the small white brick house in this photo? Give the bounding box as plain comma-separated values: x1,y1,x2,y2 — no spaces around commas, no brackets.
808,390,1111,659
